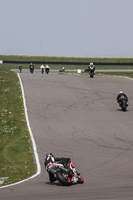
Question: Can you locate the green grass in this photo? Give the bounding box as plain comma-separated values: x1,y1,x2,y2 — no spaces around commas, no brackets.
96,72,133,79
0,71,36,186
1,55,133,63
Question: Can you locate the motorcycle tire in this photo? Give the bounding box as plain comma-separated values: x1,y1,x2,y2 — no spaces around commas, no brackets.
77,176,84,184
45,69,49,74
89,72,94,78
56,171,72,186
122,102,127,111
49,172,56,182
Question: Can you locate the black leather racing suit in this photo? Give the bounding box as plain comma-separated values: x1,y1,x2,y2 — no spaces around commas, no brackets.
44,157,71,182
116,93,128,103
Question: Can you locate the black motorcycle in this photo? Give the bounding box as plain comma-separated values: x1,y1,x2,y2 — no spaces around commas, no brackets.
19,66,22,73
89,66,95,78
46,161,84,186
118,96,128,111
45,68,50,74
41,68,44,74
30,67,34,74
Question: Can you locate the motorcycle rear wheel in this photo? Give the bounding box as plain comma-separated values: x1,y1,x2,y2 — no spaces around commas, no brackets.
56,172,72,186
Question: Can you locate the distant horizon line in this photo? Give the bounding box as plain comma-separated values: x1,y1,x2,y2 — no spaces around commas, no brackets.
0,54,133,59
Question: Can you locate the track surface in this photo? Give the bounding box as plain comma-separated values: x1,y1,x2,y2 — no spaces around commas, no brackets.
1,74,133,200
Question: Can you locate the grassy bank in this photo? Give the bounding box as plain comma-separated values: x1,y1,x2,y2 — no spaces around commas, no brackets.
0,71,36,186
1,55,133,63
96,72,133,79
1,55,133,71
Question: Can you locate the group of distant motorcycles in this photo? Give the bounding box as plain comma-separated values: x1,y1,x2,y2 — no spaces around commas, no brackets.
19,63,50,74
19,62,129,113
31,63,50,74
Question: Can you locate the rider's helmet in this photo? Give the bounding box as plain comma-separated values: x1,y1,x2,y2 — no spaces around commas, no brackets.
46,64,49,68
89,62,93,68
119,91,123,94
46,153,55,162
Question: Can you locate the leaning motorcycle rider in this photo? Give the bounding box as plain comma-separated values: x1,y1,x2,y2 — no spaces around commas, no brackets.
116,91,128,104
44,153,79,183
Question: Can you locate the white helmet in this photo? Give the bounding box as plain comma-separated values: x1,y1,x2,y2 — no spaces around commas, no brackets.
119,91,123,94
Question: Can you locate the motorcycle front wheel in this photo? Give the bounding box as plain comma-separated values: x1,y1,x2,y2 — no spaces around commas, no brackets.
89,72,94,78
56,171,72,186
122,102,127,111
77,175,84,184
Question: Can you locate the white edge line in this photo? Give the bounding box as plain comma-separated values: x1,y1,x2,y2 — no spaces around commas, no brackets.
101,74,133,81
113,75,133,81
0,73,41,189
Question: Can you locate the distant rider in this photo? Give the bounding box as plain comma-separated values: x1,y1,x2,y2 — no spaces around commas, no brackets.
116,91,128,104
45,64,50,69
45,64,50,74
88,62,95,73
40,65,45,69
29,63,34,72
19,65,22,73
40,65,45,74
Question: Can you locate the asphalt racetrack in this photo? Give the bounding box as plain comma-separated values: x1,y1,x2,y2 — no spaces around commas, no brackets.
1,73,133,200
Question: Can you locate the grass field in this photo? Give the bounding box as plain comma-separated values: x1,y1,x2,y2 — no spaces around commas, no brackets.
0,55,133,186
0,71,36,186
1,55,133,63
96,72,133,79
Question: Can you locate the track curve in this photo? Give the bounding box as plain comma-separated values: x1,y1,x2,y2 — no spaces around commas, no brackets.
1,74,133,200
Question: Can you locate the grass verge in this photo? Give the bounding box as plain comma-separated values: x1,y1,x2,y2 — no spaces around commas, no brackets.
96,72,133,79
0,71,36,186
1,55,133,63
